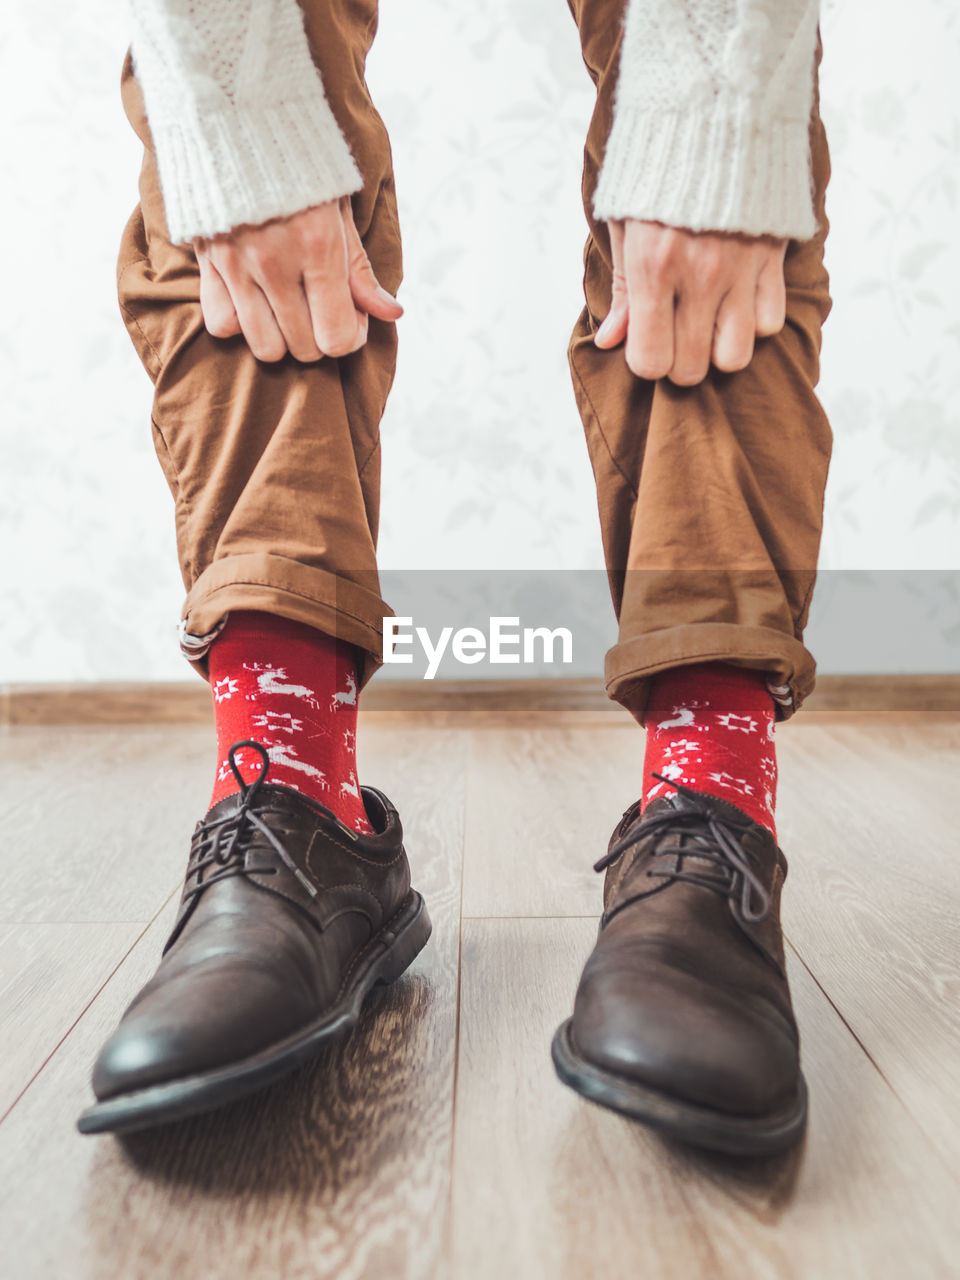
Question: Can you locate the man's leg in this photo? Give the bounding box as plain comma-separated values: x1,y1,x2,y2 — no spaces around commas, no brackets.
77,0,432,1136
554,0,832,1154
117,0,401,683
565,6,832,728
115,0,401,826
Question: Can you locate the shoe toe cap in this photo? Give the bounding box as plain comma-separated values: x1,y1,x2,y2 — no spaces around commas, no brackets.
92,962,315,1101
571,944,799,1116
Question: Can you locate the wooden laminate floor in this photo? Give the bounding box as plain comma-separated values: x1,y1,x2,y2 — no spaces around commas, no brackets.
1,712,958,1279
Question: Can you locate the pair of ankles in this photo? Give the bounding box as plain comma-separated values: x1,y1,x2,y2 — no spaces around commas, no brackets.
206,612,780,842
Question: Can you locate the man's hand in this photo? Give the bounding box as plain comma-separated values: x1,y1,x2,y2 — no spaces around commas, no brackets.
594,219,788,386
193,195,402,363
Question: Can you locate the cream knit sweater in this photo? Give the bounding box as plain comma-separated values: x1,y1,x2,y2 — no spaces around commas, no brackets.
126,0,821,247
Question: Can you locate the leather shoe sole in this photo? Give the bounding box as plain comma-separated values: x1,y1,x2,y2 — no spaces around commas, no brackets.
551,1018,807,1157
77,890,431,1135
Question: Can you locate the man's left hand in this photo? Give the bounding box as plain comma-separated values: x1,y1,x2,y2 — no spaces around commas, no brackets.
594,219,788,386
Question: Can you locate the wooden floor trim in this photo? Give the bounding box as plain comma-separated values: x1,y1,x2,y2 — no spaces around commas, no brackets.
3,674,960,725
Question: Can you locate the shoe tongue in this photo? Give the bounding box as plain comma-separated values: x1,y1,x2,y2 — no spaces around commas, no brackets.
641,795,683,817
634,793,737,874
641,791,717,820
198,781,292,828
649,789,782,872
656,786,754,827
198,789,245,825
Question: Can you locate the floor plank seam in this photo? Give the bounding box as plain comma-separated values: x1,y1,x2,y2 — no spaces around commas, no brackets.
785,936,892,1086
0,881,182,1128
785,936,960,1185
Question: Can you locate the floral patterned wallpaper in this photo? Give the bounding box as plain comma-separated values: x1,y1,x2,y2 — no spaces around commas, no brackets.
1,0,958,682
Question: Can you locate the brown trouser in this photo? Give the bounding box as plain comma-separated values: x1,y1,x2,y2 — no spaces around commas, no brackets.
117,0,832,725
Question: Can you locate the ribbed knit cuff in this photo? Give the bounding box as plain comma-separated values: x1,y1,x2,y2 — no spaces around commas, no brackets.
151,95,364,245
592,101,819,242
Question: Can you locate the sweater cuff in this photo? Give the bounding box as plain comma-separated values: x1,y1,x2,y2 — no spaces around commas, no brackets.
592,101,819,242
151,95,364,245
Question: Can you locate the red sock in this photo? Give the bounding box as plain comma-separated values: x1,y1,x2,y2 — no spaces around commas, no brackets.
207,610,372,834
642,661,778,841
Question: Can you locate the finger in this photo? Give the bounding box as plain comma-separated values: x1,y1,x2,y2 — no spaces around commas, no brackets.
623,227,675,379
303,272,367,357
341,202,403,322
301,213,367,357
711,278,756,373
222,273,289,363
196,248,241,340
595,220,629,348
755,249,787,337
670,285,719,386
249,264,323,363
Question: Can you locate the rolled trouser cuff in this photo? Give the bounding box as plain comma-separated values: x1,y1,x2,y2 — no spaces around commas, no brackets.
177,552,392,691
605,623,816,726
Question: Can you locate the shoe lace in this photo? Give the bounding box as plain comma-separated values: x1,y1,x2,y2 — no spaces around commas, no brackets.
185,740,344,905
592,772,771,924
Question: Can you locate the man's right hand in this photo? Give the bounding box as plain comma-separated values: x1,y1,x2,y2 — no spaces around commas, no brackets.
192,195,403,363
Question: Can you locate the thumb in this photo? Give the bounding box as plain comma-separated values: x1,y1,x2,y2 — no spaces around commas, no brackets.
595,219,628,348
341,201,404,321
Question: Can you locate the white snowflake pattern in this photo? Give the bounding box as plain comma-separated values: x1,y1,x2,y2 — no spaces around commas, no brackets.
660,738,702,769
716,712,757,733
706,770,754,796
213,676,238,703
343,728,356,749
251,710,303,734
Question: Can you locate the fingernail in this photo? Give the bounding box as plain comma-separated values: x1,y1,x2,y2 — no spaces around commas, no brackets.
376,285,402,310
595,314,614,343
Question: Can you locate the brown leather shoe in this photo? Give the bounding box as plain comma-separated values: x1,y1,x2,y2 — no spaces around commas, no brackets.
552,776,806,1156
77,739,431,1135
